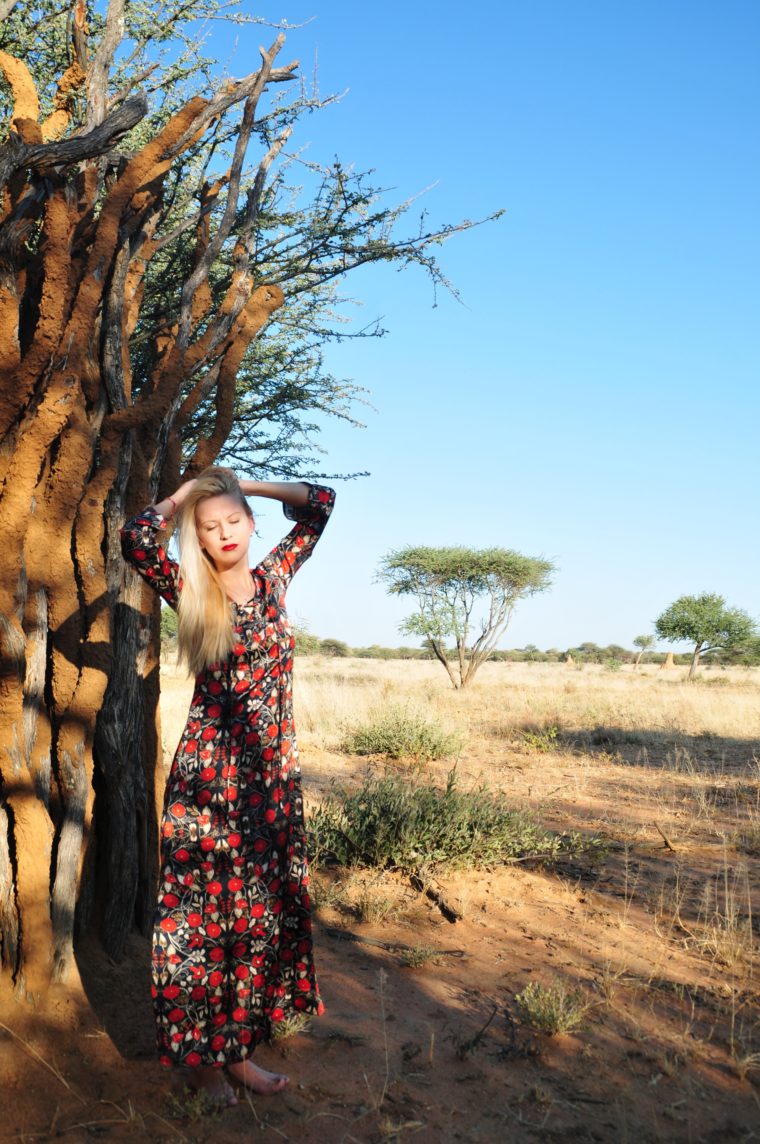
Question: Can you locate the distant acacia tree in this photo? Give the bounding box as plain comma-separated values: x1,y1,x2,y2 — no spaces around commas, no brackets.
655,594,756,680
633,634,655,667
379,546,554,689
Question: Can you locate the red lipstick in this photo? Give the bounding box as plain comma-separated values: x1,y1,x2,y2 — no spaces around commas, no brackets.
222,543,237,551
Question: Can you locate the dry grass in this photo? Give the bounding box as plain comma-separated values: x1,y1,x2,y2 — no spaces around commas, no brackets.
158,655,760,1127
161,655,760,761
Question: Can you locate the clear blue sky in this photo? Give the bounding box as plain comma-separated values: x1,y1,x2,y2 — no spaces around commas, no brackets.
217,1,759,650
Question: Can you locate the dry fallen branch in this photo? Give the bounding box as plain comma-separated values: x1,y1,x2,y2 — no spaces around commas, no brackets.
654,821,678,852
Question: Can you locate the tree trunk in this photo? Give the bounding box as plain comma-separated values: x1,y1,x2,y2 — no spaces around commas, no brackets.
688,644,702,680
0,45,288,1000
430,640,460,690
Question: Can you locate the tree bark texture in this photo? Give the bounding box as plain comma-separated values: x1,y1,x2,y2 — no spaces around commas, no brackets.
0,43,289,1000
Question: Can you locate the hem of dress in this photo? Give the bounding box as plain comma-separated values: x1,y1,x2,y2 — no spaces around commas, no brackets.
157,1003,325,1069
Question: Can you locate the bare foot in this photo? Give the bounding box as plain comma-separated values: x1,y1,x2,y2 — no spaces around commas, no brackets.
227,1059,289,1095
183,1065,238,1108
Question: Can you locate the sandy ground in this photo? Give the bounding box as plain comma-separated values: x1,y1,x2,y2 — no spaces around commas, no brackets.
2,660,759,1142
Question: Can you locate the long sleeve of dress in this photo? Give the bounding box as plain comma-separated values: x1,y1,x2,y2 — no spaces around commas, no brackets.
256,484,335,590
120,506,181,609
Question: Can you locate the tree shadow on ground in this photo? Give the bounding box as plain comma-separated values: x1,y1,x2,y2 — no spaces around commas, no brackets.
554,726,759,775
6,857,760,1144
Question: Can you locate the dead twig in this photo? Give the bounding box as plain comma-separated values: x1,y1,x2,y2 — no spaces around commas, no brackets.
408,873,461,922
0,1021,86,1104
654,821,678,852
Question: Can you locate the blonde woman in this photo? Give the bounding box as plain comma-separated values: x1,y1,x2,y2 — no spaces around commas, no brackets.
121,469,335,1106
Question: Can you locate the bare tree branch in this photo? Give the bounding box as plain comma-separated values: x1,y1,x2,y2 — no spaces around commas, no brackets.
85,0,125,130
0,93,147,190
176,35,287,346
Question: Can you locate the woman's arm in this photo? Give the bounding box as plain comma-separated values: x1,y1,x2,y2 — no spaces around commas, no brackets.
154,478,198,521
254,483,335,588
238,480,310,509
153,477,311,521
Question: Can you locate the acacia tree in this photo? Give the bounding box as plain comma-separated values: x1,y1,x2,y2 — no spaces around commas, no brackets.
633,633,655,667
0,1,492,1003
379,546,554,689
655,593,756,680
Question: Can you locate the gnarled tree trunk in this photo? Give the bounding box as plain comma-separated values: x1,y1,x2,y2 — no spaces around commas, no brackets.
0,30,291,1001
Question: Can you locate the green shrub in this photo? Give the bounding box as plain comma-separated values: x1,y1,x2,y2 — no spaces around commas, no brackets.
319,637,352,657
308,769,597,871
518,725,559,753
294,625,321,655
160,605,178,647
341,704,461,761
515,979,588,1035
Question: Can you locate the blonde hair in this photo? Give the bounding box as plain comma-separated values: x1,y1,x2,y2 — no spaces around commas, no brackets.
176,466,252,676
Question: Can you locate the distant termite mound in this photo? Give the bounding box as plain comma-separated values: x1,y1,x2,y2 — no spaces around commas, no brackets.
660,652,675,669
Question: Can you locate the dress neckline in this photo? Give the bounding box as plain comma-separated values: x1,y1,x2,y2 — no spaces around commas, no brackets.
227,570,258,607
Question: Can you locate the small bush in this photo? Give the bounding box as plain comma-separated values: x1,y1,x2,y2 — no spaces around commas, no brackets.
515,979,588,1035
355,887,396,924
518,725,559,753
309,769,598,872
401,945,441,968
341,704,461,761
270,1012,312,1041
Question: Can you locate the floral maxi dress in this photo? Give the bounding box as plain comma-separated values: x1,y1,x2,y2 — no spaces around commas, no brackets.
120,484,335,1068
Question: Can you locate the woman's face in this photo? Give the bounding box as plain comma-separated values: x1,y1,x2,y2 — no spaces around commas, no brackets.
195,493,253,569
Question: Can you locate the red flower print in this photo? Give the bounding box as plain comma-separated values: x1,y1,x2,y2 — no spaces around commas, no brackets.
120,485,335,1066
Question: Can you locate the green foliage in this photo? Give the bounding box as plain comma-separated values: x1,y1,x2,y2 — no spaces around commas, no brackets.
655,593,757,678
655,593,756,649
378,546,555,689
160,606,178,646
515,979,588,1035
319,638,352,658
293,625,321,655
518,725,560,753
308,769,600,872
1,3,499,480
353,644,434,660
341,705,461,761
708,636,760,666
400,945,441,968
